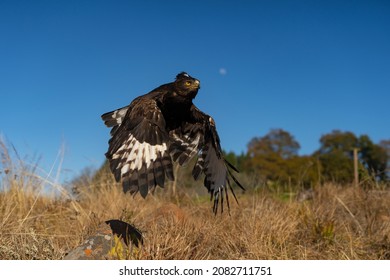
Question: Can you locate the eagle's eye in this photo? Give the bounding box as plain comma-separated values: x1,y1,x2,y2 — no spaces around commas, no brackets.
185,81,191,86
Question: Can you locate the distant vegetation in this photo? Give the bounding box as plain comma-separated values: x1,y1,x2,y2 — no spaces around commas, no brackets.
234,128,388,187
75,128,389,194
0,128,389,260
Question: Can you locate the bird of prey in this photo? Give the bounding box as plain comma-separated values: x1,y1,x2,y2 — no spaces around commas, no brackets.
101,72,244,214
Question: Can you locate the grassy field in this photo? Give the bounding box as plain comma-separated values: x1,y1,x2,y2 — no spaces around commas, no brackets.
0,145,389,260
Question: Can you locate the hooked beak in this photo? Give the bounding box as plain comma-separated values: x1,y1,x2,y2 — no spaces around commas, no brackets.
194,79,200,89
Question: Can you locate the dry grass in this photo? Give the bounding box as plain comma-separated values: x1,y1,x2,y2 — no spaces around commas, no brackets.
1,144,389,260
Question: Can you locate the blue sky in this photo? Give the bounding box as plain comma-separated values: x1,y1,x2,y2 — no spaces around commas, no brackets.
1,0,389,182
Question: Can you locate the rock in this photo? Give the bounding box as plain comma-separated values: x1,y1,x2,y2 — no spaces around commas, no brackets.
63,220,143,260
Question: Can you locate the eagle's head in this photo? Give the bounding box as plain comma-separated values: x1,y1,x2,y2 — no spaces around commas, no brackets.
174,72,200,99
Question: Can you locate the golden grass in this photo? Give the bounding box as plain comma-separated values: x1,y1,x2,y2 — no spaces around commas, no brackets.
0,144,389,259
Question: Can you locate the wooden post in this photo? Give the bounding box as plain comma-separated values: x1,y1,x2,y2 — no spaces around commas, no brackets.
353,148,359,187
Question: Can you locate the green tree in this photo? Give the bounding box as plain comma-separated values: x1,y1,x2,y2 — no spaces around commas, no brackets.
223,150,248,172
246,129,317,187
315,130,388,183
379,140,390,176
359,136,388,181
315,130,358,183
248,128,300,159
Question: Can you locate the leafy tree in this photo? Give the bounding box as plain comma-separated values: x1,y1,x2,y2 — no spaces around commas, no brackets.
379,140,390,157
248,128,300,159
359,135,388,181
315,130,358,183
285,155,320,188
315,130,388,183
379,140,390,175
317,130,358,156
223,150,248,172
246,129,318,187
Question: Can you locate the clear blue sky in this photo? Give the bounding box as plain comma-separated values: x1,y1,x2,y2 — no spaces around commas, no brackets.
1,0,389,182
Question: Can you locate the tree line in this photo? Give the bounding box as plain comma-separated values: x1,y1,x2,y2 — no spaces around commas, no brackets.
77,128,388,194
225,129,389,188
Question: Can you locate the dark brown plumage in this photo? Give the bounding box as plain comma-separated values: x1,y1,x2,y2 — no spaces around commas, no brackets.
101,72,244,214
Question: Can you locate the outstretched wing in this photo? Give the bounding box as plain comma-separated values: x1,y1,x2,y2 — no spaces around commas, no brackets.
101,105,130,136
102,98,174,198
170,106,244,214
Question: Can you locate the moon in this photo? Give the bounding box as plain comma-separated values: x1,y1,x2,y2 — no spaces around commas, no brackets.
219,68,227,75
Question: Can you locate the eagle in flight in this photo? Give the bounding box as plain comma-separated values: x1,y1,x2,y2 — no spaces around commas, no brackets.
101,72,244,214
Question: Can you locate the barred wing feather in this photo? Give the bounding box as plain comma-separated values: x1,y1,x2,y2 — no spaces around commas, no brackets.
192,125,244,214
169,115,244,214
103,99,174,198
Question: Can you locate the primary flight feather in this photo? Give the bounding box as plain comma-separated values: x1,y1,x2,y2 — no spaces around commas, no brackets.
101,72,244,214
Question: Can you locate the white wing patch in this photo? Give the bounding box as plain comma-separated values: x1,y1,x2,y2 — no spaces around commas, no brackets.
101,106,129,128
111,108,128,126
113,134,168,175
